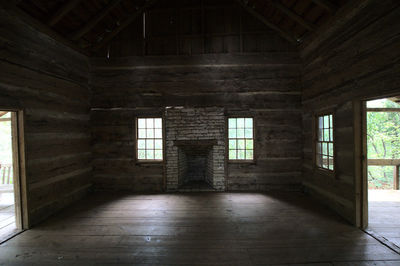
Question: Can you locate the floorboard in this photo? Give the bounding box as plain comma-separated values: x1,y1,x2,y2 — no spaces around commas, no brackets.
0,192,400,265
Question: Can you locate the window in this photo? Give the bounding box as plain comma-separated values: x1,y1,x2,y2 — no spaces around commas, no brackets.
316,114,334,171
228,118,254,160
137,118,163,161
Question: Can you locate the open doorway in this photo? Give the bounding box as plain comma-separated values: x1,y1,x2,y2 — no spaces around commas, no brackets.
0,111,24,242
365,98,400,246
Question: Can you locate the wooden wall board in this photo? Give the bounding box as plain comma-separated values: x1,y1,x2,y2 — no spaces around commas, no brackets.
0,6,92,227
90,52,302,191
300,0,400,225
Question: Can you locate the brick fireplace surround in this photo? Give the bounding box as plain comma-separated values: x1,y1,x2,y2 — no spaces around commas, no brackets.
165,107,226,191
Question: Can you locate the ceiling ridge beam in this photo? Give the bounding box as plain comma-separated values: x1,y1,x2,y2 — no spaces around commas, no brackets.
48,0,82,26
236,0,298,44
93,0,159,52
270,0,316,31
311,0,338,13
71,0,123,41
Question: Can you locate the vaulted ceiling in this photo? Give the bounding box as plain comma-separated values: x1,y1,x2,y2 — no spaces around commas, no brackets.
15,0,349,56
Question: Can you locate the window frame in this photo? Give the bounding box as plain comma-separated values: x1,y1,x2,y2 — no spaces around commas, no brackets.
135,117,164,163
227,116,255,164
314,112,336,175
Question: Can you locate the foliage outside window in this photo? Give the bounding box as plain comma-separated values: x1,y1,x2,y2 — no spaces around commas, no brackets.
228,118,253,160
137,118,163,161
316,114,334,171
367,99,400,189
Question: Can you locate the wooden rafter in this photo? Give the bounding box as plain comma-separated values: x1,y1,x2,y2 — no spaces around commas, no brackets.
71,0,123,41
270,0,316,32
0,0,89,56
236,0,298,44
93,0,159,52
48,0,82,26
311,0,338,13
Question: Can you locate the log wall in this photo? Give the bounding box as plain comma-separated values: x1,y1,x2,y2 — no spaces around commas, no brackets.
301,0,400,224
90,53,302,191
0,7,92,226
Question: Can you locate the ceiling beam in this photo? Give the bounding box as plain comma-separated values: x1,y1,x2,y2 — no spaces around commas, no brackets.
311,0,338,13
236,0,298,44
48,0,82,26
71,0,123,41
0,1,89,56
93,0,159,52
270,0,316,31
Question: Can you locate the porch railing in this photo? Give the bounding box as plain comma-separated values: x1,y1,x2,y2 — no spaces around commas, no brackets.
368,159,400,190
0,164,13,185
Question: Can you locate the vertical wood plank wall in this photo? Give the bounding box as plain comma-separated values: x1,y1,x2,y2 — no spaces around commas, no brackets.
0,7,92,226
301,0,400,224
90,53,302,191
95,0,295,57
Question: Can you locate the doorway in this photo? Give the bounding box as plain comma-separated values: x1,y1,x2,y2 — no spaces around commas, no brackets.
364,98,400,246
0,111,25,242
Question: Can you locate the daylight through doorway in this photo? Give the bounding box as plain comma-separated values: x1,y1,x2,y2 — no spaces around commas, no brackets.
0,111,19,242
366,98,400,247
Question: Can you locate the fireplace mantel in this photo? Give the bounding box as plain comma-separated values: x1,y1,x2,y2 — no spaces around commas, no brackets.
174,140,217,146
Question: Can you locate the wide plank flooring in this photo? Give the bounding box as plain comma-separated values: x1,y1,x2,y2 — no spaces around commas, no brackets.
1,192,400,265
368,190,400,249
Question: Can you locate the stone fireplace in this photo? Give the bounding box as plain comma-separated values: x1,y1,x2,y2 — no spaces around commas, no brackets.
165,107,225,191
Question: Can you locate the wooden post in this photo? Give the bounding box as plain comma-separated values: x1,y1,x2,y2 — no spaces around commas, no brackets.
394,165,399,190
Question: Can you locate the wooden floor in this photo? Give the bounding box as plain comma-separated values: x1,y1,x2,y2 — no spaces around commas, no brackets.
1,192,400,265
0,189,17,243
368,190,400,249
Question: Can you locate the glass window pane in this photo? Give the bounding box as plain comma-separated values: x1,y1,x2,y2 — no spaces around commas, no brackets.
316,154,322,167
154,128,162,138
154,118,162,128
245,118,253,128
324,129,330,141
229,150,237,160
329,115,333,128
246,139,253,150
228,129,236,138
246,150,253,160
330,128,333,142
319,116,324,129
322,143,327,155
138,119,146,128
146,129,154,138
228,118,236,129
237,128,244,138
229,140,236,149
322,155,328,168
238,139,245,149
237,118,245,128
328,143,334,157
138,140,146,149
245,129,252,138
146,118,154,128
138,150,146,159
324,116,329,129
146,150,154,160
316,143,321,155
237,150,245,159
328,158,334,170
318,129,323,141
155,139,163,149
146,139,154,149
155,150,163,160
139,129,146,138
